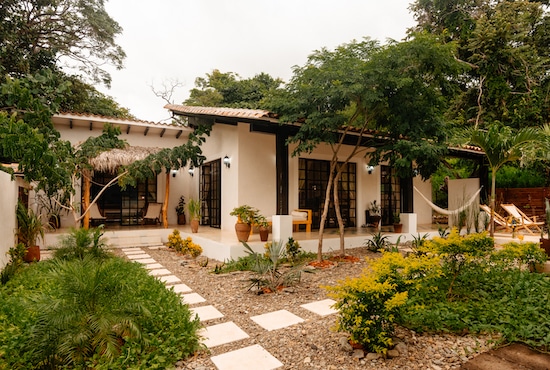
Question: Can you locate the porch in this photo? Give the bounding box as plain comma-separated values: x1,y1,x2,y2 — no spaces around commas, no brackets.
43,223,537,262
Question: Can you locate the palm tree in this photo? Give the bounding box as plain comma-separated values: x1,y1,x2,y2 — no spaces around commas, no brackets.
469,124,542,236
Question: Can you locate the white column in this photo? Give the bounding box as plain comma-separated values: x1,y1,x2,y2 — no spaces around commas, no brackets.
401,213,417,234
272,215,293,244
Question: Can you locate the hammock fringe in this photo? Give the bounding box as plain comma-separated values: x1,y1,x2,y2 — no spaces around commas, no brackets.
414,186,483,216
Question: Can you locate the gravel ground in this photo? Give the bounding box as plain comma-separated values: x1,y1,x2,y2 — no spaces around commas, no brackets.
118,246,497,370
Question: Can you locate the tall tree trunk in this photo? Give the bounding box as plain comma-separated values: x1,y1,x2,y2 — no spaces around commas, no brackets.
333,170,345,256
163,172,170,228
490,169,496,237
82,171,91,229
317,160,338,261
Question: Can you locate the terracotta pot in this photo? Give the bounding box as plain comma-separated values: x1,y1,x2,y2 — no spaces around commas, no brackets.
24,245,40,263
177,213,186,225
235,223,252,242
190,219,199,233
259,227,269,242
393,224,403,233
370,215,381,228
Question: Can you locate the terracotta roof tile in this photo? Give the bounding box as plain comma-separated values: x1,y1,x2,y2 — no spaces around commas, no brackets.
164,104,279,122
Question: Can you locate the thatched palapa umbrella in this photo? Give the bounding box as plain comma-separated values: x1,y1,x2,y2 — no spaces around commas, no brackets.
83,146,170,228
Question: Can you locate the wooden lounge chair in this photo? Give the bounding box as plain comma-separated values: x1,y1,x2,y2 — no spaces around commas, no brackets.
89,203,106,226
500,203,543,234
142,203,162,225
291,209,312,232
480,204,510,231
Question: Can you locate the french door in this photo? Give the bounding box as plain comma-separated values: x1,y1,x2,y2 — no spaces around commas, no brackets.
199,159,221,228
298,158,356,229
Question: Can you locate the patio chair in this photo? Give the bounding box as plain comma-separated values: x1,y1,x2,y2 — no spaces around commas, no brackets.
89,203,106,225
500,203,543,234
142,203,162,225
479,204,510,231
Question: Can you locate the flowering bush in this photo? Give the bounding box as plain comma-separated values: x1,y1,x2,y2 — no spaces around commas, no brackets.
327,251,442,354
167,230,202,258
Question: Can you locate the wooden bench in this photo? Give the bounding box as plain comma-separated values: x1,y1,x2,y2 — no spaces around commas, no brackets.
291,209,312,232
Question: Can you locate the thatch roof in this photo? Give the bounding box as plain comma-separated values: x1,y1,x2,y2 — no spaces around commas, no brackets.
89,146,162,173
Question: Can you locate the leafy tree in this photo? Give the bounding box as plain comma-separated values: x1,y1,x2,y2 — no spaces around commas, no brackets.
267,34,464,260
412,0,550,130
467,123,543,236
0,0,125,86
185,69,283,108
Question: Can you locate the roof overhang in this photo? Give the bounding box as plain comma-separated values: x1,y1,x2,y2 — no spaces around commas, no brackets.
52,113,193,139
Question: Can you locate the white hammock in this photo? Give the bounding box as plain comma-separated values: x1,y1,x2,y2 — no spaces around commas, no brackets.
414,186,483,216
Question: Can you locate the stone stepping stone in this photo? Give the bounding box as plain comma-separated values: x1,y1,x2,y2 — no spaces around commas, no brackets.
126,253,151,260
133,258,157,264
210,344,283,370
181,292,206,305
123,249,145,255
121,247,142,252
250,310,305,331
190,305,224,322
144,263,163,270
148,268,172,277
300,299,338,316
169,283,193,294
199,322,249,348
159,275,181,284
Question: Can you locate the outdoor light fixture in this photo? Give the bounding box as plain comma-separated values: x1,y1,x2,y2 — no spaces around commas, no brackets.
223,155,231,168
188,166,195,177
171,169,178,178
367,165,374,174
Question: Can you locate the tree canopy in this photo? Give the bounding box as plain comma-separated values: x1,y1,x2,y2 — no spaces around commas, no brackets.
0,0,125,86
185,69,283,109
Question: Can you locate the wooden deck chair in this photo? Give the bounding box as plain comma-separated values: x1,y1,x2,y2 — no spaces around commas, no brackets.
142,203,162,225
89,203,106,225
500,203,544,234
480,204,510,231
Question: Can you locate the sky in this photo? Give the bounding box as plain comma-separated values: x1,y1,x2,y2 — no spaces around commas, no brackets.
98,0,417,122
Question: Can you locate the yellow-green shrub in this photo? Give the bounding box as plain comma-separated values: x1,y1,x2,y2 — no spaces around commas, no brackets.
167,230,202,257
327,251,442,354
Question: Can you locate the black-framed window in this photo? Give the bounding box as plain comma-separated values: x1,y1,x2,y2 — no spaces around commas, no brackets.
298,158,356,229
380,165,401,225
90,172,157,225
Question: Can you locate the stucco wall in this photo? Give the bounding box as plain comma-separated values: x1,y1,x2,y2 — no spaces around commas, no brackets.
0,172,18,269
56,124,193,228
200,123,277,231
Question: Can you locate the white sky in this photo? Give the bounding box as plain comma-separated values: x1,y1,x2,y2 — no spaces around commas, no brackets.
98,0,416,122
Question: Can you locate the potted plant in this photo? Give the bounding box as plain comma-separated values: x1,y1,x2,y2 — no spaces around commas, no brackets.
230,205,258,242
393,212,403,233
539,198,550,257
175,196,186,225
36,191,67,230
368,200,381,228
16,202,45,262
255,214,270,242
188,198,200,233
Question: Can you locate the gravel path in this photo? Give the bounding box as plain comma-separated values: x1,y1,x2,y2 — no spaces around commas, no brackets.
119,246,496,370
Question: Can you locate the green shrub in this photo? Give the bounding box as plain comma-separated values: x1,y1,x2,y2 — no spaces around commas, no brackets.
328,231,550,353
493,241,547,271
420,228,494,298
54,226,111,261
327,251,442,354
244,241,302,293
0,256,201,369
0,243,27,285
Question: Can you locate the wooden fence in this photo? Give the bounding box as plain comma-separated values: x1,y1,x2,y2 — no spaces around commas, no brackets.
495,187,550,221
